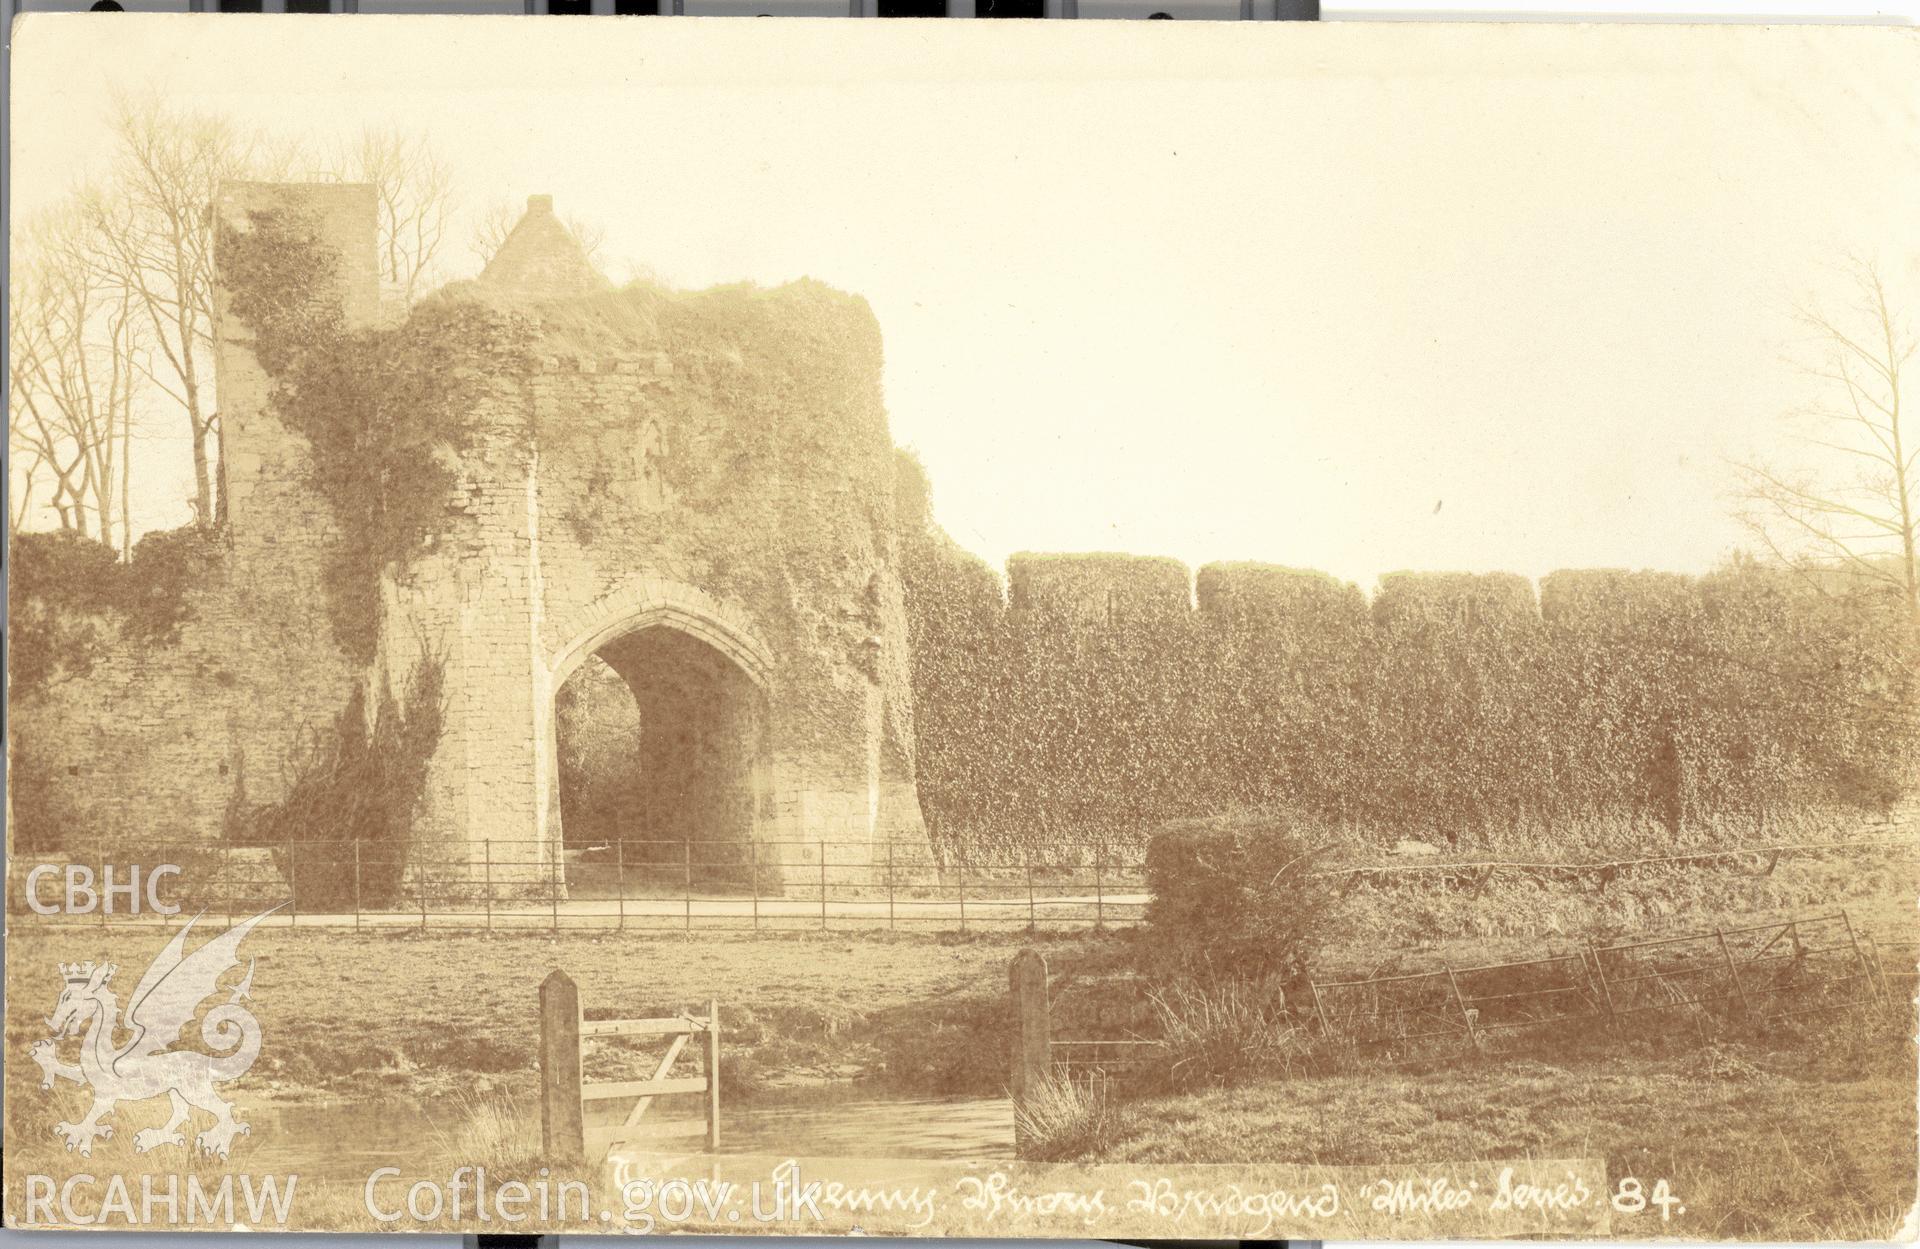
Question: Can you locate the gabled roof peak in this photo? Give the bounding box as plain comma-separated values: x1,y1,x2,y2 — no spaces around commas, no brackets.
477,193,609,299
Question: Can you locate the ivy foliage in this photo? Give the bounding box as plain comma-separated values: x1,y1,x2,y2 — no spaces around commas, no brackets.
9,526,218,698
228,655,446,909
217,204,534,661
896,453,1919,856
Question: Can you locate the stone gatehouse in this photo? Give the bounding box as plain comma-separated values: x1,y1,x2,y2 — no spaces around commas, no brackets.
18,181,928,882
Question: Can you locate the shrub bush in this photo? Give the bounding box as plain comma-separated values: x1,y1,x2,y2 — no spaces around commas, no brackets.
1142,813,1334,991
1013,1073,1117,1162
1148,980,1317,1091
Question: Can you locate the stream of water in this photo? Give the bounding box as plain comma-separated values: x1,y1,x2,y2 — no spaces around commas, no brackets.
250,1090,1012,1180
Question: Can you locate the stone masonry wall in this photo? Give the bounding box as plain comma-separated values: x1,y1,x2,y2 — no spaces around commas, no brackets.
12,184,934,884
210,182,379,821
8,185,381,861
389,279,929,879
10,576,250,853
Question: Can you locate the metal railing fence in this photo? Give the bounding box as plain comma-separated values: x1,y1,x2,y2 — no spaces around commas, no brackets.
10,837,1149,932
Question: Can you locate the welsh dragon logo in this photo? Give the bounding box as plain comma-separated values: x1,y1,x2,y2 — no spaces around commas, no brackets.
32,907,279,1159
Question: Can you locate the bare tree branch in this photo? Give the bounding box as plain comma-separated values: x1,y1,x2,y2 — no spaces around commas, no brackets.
9,198,145,544
329,125,456,305
88,91,264,528
1736,260,1919,625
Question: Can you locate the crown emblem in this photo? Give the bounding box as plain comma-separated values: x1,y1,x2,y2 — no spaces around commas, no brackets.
59,962,102,985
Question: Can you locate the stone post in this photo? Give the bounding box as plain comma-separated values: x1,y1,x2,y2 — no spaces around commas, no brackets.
539,969,584,1163
1009,949,1051,1147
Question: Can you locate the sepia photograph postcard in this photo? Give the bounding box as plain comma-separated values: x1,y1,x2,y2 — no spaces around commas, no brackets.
4,12,1919,1239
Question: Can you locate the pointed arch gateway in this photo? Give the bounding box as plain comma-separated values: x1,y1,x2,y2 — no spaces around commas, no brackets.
206,183,930,909
542,581,775,890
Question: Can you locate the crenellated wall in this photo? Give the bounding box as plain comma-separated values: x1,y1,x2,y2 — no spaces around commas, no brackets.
899,529,1918,854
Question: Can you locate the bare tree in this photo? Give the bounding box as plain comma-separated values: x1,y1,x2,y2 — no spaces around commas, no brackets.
468,199,517,268
85,95,259,530
332,125,456,304
9,266,84,533
80,94,312,532
1737,262,1919,624
568,214,607,268
9,201,145,552
9,269,53,531
19,108,461,544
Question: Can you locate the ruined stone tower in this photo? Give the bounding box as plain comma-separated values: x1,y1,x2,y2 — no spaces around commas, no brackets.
213,184,928,881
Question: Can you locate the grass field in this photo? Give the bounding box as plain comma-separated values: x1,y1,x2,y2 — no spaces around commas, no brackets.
5,860,1915,1236
1056,1019,1917,1240
3,925,1097,1102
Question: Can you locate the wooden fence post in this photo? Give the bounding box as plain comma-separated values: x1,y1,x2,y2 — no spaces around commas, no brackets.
705,998,722,1152
1840,910,1886,1004
1009,949,1052,1145
352,841,362,932
1445,964,1481,1052
484,840,493,932
539,970,585,1164
1589,943,1619,1028
1715,928,1750,1017
1310,979,1336,1040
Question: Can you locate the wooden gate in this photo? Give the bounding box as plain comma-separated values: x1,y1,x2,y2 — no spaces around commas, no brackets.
539,969,720,1162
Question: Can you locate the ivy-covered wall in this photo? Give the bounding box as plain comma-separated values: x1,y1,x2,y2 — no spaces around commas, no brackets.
7,530,252,853
15,182,1911,876
10,185,930,883
6,183,387,859
518,281,920,849
212,186,927,877
896,454,1919,857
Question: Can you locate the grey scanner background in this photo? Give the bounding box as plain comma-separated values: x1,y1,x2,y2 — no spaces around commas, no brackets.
1,0,1916,1244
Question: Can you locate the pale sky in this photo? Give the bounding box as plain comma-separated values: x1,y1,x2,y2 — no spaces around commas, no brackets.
10,17,1920,590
